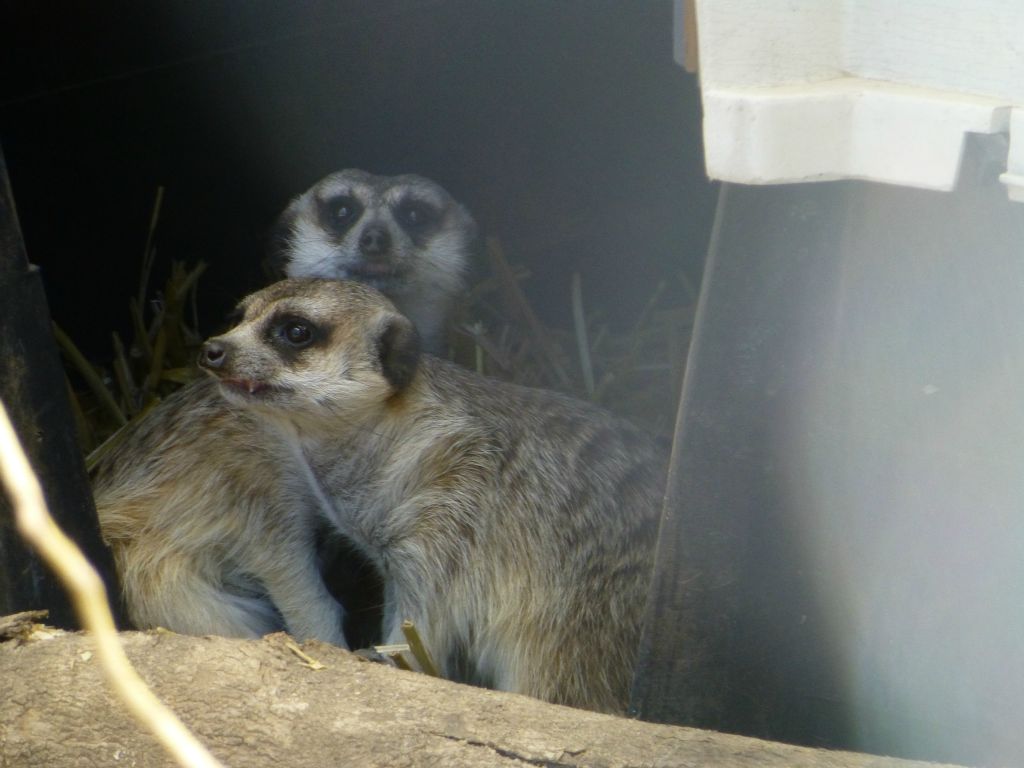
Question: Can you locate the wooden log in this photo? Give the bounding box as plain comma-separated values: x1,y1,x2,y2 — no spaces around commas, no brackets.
0,627,964,768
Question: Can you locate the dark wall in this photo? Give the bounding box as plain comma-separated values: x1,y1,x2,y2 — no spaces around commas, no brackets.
1,0,714,359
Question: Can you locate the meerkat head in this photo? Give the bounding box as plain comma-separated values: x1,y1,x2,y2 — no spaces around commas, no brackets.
265,169,477,349
199,278,421,427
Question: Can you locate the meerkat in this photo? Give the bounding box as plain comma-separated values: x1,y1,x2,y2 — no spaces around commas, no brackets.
92,170,477,645
196,278,667,713
266,168,476,637
266,168,477,351
93,378,349,646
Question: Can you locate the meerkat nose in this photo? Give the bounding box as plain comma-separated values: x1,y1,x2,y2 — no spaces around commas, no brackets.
199,340,227,370
359,224,391,255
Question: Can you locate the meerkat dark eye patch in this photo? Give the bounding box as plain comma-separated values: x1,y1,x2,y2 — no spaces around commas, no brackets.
394,198,439,236
267,315,321,357
318,194,364,236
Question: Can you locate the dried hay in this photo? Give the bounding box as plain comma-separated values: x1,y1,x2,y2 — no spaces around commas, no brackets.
58,191,694,464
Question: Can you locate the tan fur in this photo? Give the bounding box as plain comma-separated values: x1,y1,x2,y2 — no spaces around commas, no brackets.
192,279,668,713
94,379,348,645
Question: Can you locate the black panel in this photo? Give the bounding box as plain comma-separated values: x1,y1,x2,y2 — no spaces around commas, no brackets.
0,144,120,628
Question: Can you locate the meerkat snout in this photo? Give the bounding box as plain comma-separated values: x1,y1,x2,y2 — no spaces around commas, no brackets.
198,339,228,370
200,279,422,415
358,223,392,261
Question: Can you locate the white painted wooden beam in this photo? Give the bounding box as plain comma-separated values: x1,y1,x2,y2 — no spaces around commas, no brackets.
703,78,1011,191
694,0,1024,200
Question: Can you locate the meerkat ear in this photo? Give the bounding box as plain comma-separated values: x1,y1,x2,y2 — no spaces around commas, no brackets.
376,314,421,392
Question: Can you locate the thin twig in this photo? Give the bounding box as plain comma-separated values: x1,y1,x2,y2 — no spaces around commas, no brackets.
140,326,167,408
628,280,668,350
85,424,127,473
485,238,572,388
138,186,165,311
111,332,138,417
129,297,153,362
455,323,512,372
171,260,208,304
591,281,667,405
570,272,595,397
0,398,223,768
400,620,440,677
189,269,201,338
370,643,414,671
284,639,326,670
389,652,414,672
63,374,95,451
85,397,161,473
51,323,127,428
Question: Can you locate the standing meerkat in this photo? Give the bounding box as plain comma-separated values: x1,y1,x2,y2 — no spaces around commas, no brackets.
197,278,666,713
93,170,477,646
267,168,477,351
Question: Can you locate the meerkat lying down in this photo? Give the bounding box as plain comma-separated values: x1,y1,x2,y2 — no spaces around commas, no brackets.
197,278,664,712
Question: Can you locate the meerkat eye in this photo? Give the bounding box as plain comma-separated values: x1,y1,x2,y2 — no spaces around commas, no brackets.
321,195,363,232
396,199,437,230
331,201,353,220
280,320,315,347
